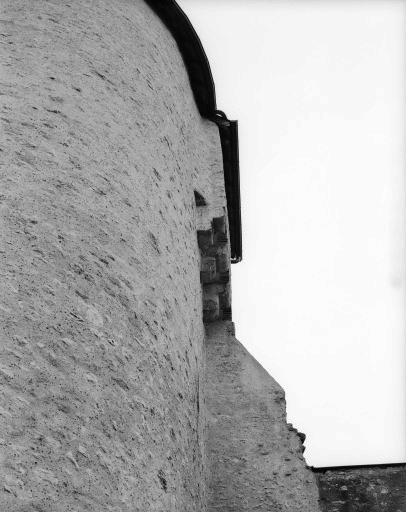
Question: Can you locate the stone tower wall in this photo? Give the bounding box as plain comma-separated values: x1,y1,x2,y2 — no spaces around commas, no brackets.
0,1,322,511
0,1,225,510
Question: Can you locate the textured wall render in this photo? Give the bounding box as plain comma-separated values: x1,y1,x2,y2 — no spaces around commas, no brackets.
315,465,406,512
0,1,225,510
205,321,321,512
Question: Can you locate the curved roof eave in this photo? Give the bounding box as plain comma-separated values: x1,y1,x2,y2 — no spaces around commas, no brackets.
145,0,242,263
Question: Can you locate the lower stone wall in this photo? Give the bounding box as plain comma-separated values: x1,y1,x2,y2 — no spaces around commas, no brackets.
314,464,406,512
204,321,321,512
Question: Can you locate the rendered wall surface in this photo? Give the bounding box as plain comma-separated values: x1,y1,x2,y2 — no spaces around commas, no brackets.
205,321,321,512
315,465,406,512
0,1,225,510
0,0,325,511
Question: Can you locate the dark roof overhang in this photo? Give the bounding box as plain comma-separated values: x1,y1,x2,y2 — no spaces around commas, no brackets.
145,0,242,263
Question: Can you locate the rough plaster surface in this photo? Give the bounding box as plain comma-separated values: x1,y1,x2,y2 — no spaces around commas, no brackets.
315,465,406,512
0,1,225,509
0,0,325,510
205,321,321,512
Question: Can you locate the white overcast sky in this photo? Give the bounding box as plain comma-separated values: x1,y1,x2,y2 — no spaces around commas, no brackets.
177,0,406,467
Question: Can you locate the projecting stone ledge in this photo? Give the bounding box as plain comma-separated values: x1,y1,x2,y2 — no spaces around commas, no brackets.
204,321,322,512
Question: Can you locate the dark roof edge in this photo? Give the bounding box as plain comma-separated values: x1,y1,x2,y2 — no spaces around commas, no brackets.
312,462,406,473
144,0,242,263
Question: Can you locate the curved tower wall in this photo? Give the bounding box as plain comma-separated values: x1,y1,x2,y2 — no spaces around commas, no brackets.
0,1,225,510
0,1,322,511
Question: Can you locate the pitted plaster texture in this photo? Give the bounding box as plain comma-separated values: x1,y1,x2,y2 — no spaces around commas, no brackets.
0,1,225,510
0,0,326,510
205,321,322,512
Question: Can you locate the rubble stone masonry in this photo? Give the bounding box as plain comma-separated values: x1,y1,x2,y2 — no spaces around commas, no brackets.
0,1,321,510
205,321,321,512
315,464,406,512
